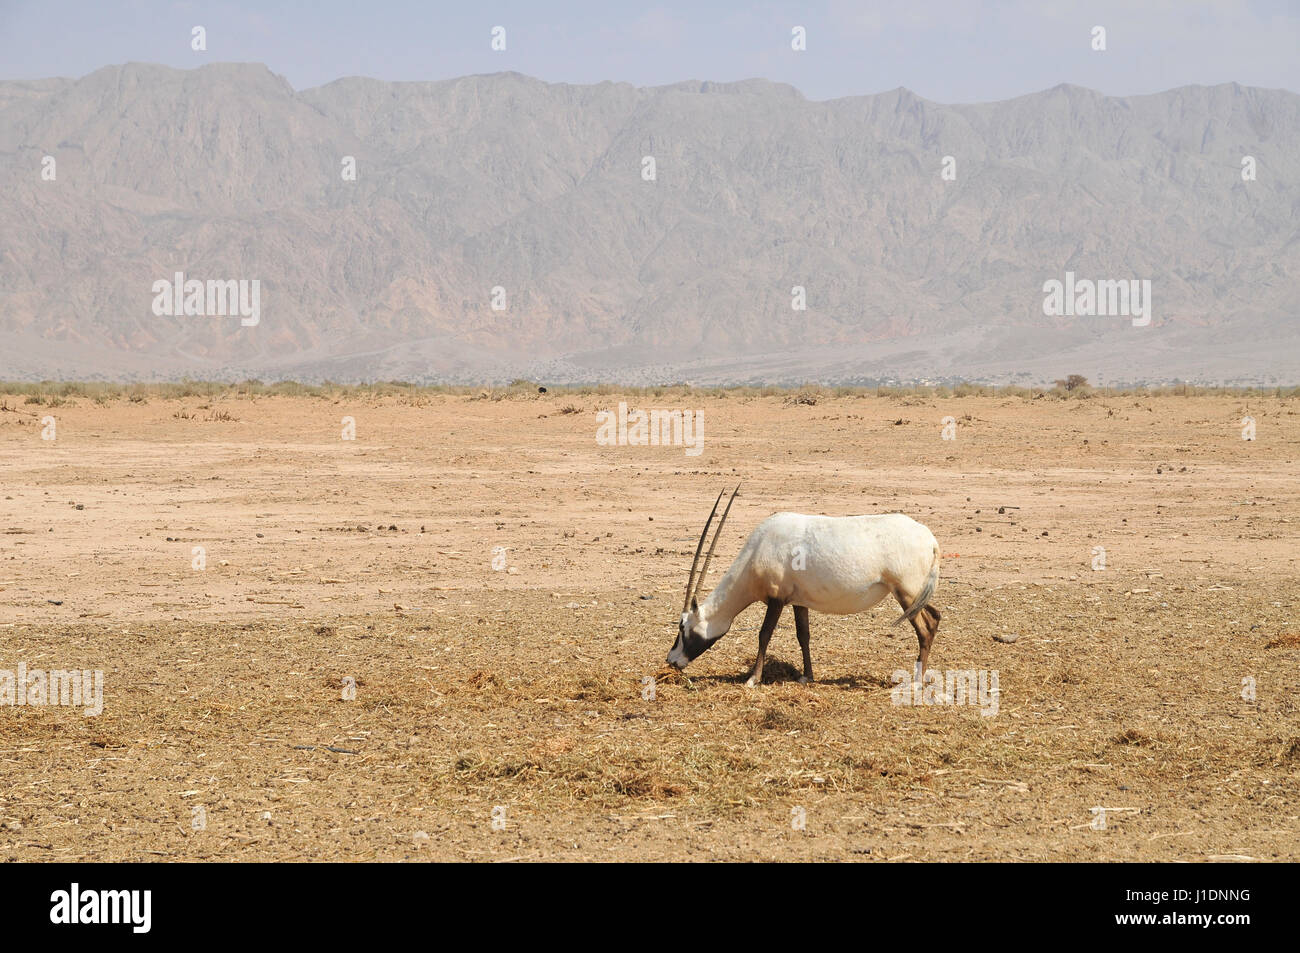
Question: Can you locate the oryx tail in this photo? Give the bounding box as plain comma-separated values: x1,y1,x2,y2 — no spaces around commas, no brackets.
892,547,940,625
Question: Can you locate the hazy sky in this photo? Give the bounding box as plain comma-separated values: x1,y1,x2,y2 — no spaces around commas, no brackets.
1,0,1297,102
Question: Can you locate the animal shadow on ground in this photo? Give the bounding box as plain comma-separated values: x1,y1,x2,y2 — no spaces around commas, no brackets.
687,656,893,690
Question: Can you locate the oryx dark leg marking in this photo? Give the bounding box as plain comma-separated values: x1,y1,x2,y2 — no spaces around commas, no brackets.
793,604,813,684
903,597,940,682
745,598,783,686
894,587,936,682
909,613,934,679
923,606,941,655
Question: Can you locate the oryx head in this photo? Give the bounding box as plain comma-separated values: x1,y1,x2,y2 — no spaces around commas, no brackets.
666,486,739,670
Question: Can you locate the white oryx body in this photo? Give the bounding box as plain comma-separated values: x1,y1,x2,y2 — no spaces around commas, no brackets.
666,490,943,686
702,513,939,625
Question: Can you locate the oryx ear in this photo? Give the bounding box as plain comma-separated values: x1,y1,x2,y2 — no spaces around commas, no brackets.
690,597,698,614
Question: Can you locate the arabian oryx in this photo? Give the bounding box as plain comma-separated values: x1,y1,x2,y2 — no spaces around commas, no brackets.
665,488,942,686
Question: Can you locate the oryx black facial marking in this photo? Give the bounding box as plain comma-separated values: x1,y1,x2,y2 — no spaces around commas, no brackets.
668,619,716,669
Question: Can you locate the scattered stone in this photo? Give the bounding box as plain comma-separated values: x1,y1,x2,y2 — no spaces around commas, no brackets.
993,633,1019,644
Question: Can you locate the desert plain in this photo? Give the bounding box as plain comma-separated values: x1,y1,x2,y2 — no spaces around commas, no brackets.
0,386,1297,861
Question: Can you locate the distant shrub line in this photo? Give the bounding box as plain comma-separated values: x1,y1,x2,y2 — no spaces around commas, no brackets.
2,378,1296,403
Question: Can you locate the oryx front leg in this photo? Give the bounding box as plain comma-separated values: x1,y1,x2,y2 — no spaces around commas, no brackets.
745,598,784,687
793,604,813,684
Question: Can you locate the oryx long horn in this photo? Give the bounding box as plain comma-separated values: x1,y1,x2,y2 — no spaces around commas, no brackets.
692,485,740,605
684,490,725,613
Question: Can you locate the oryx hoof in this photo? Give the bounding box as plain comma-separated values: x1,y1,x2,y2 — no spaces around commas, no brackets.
744,676,759,688
797,675,812,685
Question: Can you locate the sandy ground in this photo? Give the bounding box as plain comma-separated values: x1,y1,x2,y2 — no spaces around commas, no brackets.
0,389,1297,861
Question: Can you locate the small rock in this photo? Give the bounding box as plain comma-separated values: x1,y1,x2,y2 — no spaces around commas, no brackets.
639,594,653,600
993,633,1019,644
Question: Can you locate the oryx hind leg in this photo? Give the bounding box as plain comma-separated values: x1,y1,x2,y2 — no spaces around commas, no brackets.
909,613,936,683
894,588,936,683
922,606,941,664
793,604,813,684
